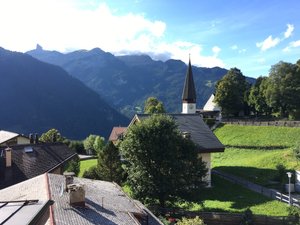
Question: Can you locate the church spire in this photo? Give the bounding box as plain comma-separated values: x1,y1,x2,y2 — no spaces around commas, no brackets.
182,56,197,114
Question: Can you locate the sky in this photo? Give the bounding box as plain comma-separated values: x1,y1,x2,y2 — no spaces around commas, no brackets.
0,0,299,78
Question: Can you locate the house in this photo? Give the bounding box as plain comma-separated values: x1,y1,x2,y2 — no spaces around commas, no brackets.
0,142,77,189
197,94,222,121
0,130,31,147
0,173,163,225
108,126,127,144
127,57,225,187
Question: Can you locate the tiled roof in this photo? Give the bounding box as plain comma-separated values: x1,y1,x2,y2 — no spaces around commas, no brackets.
0,130,20,145
134,114,224,152
108,127,127,141
0,173,163,225
0,143,77,189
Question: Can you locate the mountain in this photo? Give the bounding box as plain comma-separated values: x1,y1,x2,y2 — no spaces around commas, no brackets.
0,47,129,139
27,46,255,117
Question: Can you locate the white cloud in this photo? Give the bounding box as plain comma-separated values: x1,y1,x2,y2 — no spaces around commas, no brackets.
0,0,225,68
231,45,238,50
284,24,294,39
212,46,221,56
283,40,300,52
256,35,280,51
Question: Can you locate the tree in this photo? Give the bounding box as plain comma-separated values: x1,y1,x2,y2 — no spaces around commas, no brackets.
64,156,80,176
214,68,249,117
68,140,85,154
265,61,300,118
98,141,124,184
144,97,165,113
248,76,271,116
83,134,105,155
40,128,65,143
93,136,105,153
120,114,207,207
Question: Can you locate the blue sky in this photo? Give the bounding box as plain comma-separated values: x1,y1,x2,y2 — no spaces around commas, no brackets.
0,0,299,78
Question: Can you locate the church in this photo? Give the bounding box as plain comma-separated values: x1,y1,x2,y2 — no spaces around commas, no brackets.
126,58,225,187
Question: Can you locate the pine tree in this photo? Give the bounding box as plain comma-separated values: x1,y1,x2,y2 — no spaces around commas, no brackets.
98,141,124,184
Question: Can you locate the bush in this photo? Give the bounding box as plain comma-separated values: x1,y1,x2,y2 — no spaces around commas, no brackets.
176,216,206,225
64,156,80,176
82,165,101,179
275,163,287,184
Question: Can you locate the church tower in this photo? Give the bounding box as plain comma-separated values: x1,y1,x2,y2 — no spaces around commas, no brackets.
182,57,196,114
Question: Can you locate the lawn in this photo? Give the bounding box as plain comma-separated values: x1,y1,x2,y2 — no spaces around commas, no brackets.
176,175,290,216
212,124,300,186
78,159,97,177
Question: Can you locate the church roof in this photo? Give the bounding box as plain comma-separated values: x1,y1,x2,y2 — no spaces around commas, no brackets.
182,58,196,103
131,114,224,153
203,94,221,111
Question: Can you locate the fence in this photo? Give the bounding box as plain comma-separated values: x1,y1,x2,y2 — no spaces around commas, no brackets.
222,119,300,127
212,170,300,208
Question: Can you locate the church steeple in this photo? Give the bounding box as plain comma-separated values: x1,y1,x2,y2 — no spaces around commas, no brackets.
182,56,197,114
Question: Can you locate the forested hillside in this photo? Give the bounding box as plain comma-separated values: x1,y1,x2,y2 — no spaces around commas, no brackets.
0,47,129,139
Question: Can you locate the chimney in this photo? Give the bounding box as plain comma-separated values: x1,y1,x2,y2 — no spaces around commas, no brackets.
64,171,75,191
5,147,12,167
68,184,85,207
34,133,39,144
29,133,34,144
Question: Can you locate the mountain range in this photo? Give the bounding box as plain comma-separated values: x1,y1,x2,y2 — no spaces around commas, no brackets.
0,47,129,139
28,45,253,117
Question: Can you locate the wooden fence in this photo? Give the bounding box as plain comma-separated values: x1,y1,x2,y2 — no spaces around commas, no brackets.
222,119,300,127
213,170,300,208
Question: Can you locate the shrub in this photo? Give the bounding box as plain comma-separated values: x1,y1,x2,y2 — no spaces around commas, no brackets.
176,216,206,225
82,165,101,179
64,156,80,176
240,208,253,225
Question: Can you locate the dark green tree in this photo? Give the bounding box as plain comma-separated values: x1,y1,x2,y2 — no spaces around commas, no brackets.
248,76,271,116
68,140,85,154
265,61,300,118
64,156,80,176
120,114,207,207
214,68,249,117
98,141,124,184
144,97,165,113
40,128,65,143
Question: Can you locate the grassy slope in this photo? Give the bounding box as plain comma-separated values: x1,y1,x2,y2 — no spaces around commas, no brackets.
177,175,290,216
78,159,97,177
213,124,300,186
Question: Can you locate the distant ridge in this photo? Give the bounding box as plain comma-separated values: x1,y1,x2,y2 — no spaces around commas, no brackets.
27,46,255,117
0,47,129,139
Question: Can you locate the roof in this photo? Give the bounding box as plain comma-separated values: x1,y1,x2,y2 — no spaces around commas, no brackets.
203,94,221,111
0,143,77,189
132,114,224,153
108,127,127,141
0,130,20,145
0,173,163,225
0,174,52,225
182,58,196,103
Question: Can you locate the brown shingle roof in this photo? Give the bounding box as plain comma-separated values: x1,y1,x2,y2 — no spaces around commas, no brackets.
108,127,127,141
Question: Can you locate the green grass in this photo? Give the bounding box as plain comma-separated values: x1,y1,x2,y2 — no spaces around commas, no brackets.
213,124,300,186
78,159,97,177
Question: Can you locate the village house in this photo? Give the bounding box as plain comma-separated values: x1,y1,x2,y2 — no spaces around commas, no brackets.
0,130,31,147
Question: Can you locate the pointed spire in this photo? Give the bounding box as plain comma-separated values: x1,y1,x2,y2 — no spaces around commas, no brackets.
182,56,196,103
